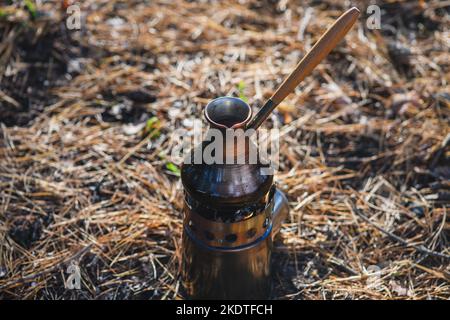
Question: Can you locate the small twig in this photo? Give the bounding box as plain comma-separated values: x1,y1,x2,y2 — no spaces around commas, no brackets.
118,136,151,165
0,89,20,108
346,200,450,260
0,244,93,290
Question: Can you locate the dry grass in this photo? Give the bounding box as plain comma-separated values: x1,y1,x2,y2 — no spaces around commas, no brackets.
0,0,449,299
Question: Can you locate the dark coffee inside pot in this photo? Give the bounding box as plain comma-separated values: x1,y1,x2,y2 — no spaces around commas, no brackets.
204,96,251,129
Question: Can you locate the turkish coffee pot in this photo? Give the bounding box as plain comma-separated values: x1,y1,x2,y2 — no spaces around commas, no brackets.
180,8,360,299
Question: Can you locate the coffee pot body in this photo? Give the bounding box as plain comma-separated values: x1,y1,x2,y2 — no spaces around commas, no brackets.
181,97,288,299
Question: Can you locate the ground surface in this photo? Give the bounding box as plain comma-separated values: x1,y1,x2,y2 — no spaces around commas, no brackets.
0,0,449,299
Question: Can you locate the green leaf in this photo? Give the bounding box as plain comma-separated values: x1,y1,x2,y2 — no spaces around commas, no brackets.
237,80,248,103
143,116,160,139
165,162,180,176
24,0,37,19
145,116,159,130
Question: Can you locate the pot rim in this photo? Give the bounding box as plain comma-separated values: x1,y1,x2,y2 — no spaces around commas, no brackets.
204,96,252,129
